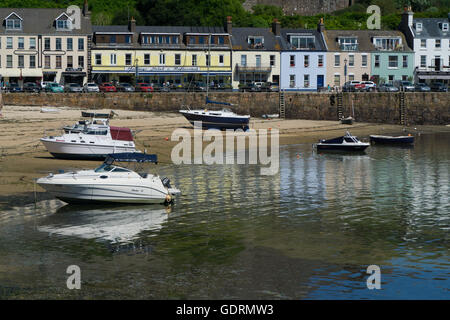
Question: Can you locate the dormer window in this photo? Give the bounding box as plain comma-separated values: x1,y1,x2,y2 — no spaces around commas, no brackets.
5,13,23,30
442,23,449,32
416,22,422,32
374,37,401,51
338,37,358,51
55,13,72,30
248,36,264,49
290,35,315,50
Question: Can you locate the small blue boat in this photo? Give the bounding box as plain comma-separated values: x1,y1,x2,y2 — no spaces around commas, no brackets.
370,135,414,145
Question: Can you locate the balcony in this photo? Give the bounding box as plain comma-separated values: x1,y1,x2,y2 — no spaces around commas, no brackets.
235,63,272,73
339,44,358,51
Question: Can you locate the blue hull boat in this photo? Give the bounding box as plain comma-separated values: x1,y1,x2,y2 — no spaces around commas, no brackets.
370,135,414,145
179,108,250,130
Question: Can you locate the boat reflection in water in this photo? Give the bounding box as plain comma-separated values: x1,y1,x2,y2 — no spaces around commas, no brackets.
38,204,173,244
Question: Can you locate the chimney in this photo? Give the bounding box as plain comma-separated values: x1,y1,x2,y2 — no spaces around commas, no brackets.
400,6,414,28
225,16,232,35
83,0,90,16
129,16,136,33
272,18,281,36
318,17,325,33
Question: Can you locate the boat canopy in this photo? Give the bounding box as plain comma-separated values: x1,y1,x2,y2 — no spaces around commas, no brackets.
105,153,158,164
206,97,233,106
110,126,133,141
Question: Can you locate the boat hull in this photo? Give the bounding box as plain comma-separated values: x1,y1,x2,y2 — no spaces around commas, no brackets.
370,135,414,145
180,111,250,130
41,139,136,160
317,144,369,152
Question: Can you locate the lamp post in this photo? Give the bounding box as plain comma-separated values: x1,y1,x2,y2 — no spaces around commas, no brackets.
134,57,139,85
344,58,348,85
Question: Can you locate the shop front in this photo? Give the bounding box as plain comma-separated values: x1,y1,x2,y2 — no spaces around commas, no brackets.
1,69,43,87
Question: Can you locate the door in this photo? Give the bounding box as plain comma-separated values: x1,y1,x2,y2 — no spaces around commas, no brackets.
317,75,324,88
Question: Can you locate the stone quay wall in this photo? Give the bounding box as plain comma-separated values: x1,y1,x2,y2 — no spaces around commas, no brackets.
3,92,449,125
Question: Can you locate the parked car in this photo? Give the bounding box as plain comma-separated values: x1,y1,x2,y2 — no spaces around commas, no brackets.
23,82,41,93
152,83,170,92
239,82,260,92
169,82,184,91
83,83,100,93
116,82,135,92
378,83,399,92
259,82,279,92
216,83,233,91
414,83,431,92
135,83,154,92
40,81,51,90
430,82,448,92
343,80,365,92
193,82,207,92
7,83,23,93
45,82,64,93
64,83,83,93
394,80,415,92
361,81,377,92
99,83,117,92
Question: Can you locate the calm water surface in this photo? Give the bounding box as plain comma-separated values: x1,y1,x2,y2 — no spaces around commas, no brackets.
0,132,449,299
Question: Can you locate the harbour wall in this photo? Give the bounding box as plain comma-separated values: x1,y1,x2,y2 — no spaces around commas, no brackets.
3,92,449,125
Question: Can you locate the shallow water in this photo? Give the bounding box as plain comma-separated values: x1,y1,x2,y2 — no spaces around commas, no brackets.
0,132,449,299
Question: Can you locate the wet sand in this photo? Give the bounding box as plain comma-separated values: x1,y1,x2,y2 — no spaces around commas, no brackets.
0,105,449,200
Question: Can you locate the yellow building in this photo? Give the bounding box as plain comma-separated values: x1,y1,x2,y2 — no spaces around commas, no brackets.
92,21,232,87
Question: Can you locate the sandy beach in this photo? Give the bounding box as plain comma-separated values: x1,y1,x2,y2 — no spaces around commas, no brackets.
1,105,449,200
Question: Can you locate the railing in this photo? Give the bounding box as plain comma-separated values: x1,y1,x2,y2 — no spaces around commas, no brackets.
339,44,358,51
235,63,272,73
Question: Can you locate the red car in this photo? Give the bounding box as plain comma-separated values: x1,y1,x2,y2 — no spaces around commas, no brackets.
135,83,154,92
99,83,117,92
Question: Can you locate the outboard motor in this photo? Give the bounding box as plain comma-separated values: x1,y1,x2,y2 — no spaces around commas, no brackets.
161,177,172,188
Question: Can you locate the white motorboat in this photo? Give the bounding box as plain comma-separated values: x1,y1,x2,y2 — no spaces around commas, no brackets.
179,105,250,130
37,153,181,205
315,131,370,152
41,125,137,159
63,118,109,133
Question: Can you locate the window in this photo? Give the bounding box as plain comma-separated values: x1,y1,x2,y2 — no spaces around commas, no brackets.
443,23,449,31
402,55,408,68
165,36,171,44
56,19,70,30
110,35,116,44
18,37,24,49
95,53,102,65
44,56,51,69
416,23,422,32
78,38,84,51
206,54,210,66
44,38,50,50
7,55,13,68
289,75,295,88
435,39,441,49
241,55,247,67
199,36,204,44
56,38,61,50
191,54,197,66
144,54,150,65
334,74,340,86
304,74,310,88
420,39,426,48
304,55,309,67
362,55,367,67
67,38,73,51
248,36,264,48
388,75,394,82
290,55,295,67
373,37,401,51
6,18,21,30
290,36,315,49
318,55,324,67
256,55,261,67
159,53,165,65
175,54,181,65
375,55,380,68
56,55,62,69
78,56,84,68
189,37,195,45
334,54,340,67
67,56,73,68
7,37,13,49
338,37,358,51
388,56,398,68
402,75,408,81
29,38,36,49
219,55,224,65
125,54,132,66
125,35,131,44
110,54,117,65
18,55,24,68
349,74,355,81
348,54,354,67
420,55,427,68
218,36,224,45
172,36,179,44
270,55,275,66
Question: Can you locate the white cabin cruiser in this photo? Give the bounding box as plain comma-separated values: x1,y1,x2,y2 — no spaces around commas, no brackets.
41,125,137,160
37,153,181,205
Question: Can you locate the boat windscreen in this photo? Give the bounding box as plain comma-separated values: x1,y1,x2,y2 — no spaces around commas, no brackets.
321,136,344,144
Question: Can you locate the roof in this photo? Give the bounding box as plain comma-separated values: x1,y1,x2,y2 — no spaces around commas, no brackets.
281,28,327,51
322,29,413,52
230,27,288,51
412,17,450,38
0,8,92,35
